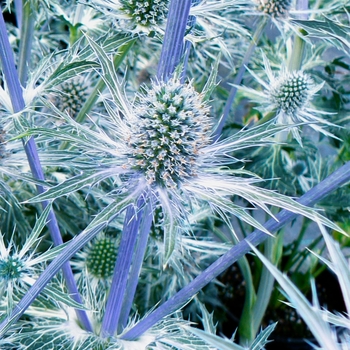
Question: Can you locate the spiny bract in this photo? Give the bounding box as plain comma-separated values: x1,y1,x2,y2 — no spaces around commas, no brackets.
128,79,211,189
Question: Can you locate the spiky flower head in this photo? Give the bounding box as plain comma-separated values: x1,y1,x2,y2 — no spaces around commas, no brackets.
257,0,292,18
270,71,314,117
32,40,337,265
54,77,91,118
120,0,168,29
89,0,168,34
72,233,120,291
0,206,54,315
128,79,211,189
239,56,332,144
0,255,27,283
85,235,118,280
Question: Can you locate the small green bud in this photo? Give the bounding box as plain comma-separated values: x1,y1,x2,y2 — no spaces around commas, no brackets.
86,236,118,279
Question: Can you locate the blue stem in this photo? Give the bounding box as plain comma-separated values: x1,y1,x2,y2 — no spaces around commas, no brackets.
122,160,350,340
0,10,92,332
297,0,309,18
101,196,145,338
14,0,23,30
118,200,154,331
215,18,267,140
180,0,200,83
157,0,191,81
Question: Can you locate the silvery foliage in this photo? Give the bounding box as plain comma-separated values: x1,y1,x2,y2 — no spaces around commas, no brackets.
0,0,349,349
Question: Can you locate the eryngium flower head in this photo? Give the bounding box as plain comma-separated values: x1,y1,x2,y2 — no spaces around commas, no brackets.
239,56,333,143
271,71,314,117
89,0,168,34
85,236,118,279
54,77,91,118
0,207,55,315
71,232,120,291
128,79,211,189
120,0,168,29
257,0,292,18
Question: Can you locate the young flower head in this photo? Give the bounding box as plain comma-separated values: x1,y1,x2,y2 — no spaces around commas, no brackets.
72,232,119,292
53,76,93,119
271,70,315,118
88,0,169,34
257,0,292,19
86,235,118,280
240,56,334,144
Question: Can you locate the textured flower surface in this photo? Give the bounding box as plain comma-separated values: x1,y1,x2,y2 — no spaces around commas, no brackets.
89,0,168,34
257,0,292,18
72,232,120,291
271,71,316,118
53,76,92,118
128,79,211,189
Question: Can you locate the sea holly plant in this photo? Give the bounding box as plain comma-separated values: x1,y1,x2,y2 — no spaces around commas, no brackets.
0,0,350,349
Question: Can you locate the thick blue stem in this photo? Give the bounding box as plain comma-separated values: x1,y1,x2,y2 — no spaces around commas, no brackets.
14,0,23,30
101,196,145,337
157,0,191,81
122,161,350,340
0,12,25,112
0,10,92,331
118,201,154,331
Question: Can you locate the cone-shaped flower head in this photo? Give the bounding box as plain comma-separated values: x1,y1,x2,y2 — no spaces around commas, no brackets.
239,56,332,143
120,0,168,28
55,77,91,118
271,71,314,118
257,0,292,18
30,41,337,264
128,79,211,189
86,236,118,280
90,0,168,33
